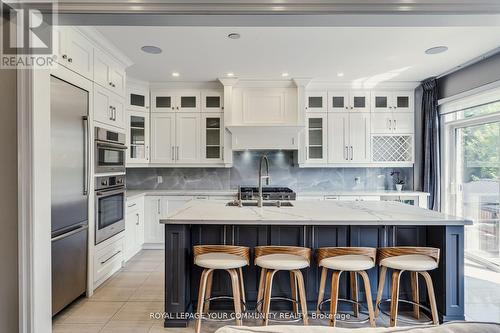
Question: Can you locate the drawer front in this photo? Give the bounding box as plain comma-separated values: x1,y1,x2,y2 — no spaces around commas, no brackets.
94,238,123,287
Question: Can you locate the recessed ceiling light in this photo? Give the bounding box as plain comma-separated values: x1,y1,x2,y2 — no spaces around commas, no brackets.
227,33,241,39
281,72,289,77
141,45,162,54
425,46,448,55
226,72,234,77
337,72,345,77
172,72,180,77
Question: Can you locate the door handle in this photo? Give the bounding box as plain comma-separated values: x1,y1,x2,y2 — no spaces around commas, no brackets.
82,116,89,196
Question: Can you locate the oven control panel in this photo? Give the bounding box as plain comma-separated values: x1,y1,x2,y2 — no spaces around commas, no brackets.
95,175,126,190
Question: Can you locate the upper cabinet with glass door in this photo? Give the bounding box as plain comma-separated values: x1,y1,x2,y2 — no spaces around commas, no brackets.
305,113,328,164
201,114,224,163
202,90,224,113
126,80,149,112
151,90,200,112
328,91,370,112
306,92,327,112
126,110,149,165
371,91,414,113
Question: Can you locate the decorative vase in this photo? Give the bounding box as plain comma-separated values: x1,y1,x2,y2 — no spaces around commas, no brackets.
396,184,403,192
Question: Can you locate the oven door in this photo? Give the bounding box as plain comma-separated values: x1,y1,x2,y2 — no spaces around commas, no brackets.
95,187,125,244
95,141,126,174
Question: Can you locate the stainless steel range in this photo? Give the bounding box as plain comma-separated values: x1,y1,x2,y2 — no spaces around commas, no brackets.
238,186,296,201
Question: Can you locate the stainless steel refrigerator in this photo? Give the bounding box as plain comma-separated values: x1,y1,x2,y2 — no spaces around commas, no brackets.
50,76,89,316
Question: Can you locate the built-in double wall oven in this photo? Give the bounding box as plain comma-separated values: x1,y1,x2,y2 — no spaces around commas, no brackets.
95,127,126,174
95,174,126,244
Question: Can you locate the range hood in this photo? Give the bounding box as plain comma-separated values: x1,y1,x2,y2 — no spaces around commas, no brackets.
226,125,303,150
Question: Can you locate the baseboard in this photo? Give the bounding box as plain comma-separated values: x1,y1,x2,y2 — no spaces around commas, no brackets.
142,243,164,250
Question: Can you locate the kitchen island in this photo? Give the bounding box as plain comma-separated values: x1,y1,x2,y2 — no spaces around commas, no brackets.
161,200,472,327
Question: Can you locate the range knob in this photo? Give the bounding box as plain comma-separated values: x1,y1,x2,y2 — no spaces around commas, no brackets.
101,179,108,186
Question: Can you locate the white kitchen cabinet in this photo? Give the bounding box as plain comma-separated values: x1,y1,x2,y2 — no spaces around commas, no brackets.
55,27,94,80
328,112,370,164
127,83,150,112
151,90,200,112
305,113,328,163
93,84,125,129
150,113,176,163
202,90,223,113
144,196,192,246
371,111,413,134
201,113,224,163
328,91,370,112
150,113,201,164
126,110,150,164
306,92,327,112
124,197,144,261
93,234,124,288
372,91,414,113
176,113,201,163
94,48,126,97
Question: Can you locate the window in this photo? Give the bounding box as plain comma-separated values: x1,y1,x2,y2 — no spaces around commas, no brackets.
443,96,500,270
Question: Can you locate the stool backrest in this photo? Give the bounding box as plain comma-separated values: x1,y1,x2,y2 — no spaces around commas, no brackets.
377,247,440,264
193,245,250,265
316,247,376,264
254,246,311,264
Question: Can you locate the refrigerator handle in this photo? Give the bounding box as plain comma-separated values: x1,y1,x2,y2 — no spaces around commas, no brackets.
83,116,89,196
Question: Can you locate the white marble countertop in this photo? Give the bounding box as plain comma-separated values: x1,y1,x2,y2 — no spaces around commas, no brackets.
127,189,429,200
161,200,471,226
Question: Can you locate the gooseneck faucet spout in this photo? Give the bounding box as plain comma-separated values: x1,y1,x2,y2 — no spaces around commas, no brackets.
258,155,270,207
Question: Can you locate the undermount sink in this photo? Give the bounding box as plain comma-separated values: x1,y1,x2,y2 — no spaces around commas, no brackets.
226,201,294,207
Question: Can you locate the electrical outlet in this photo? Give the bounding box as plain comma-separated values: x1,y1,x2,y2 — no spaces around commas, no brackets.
157,175,163,184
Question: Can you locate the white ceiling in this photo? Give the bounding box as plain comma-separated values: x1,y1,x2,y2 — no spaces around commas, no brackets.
96,26,500,84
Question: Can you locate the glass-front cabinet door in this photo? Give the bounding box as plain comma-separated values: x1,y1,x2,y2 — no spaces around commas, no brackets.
201,114,224,163
306,92,327,112
349,91,370,112
202,90,223,112
371,91,392,112
178,91,200,112
126,110,149,164
151,91,175,112
305,113,328,164
328,91,349,112
393,91,413,112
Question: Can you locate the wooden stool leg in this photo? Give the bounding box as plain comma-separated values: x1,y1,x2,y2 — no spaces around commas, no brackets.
375,266,387,318
358,270,376,327
329,270,341,327
419,271,439,325
411,271,420,320
262,269,277,326
290,271,299,316
389,269,402,327
350,271,359,317
195,268,213,333
228,269,243,326
256,268,267,313
238,267,246,311
294,269,309,325
317,267,328,315
203,270,214,313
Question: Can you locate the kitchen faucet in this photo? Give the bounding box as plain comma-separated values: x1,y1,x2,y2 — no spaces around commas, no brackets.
258,155,270,207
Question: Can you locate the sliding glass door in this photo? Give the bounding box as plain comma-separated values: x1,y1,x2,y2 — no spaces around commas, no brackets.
445,101,500,270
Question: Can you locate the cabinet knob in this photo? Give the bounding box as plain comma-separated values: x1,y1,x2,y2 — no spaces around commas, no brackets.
62,54,67,59
68,58,73,63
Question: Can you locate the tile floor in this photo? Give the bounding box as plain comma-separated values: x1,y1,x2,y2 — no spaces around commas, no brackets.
53,250,499,333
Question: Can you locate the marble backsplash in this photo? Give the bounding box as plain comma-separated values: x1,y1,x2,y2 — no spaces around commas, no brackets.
126,150,414,192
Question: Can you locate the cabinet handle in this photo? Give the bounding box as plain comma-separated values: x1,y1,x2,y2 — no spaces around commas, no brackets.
100,250,121,265
171,146,174,160
345,106,348,110
176,146,179,160
350,146,353,160
176,106,179,110
146,145,149,160
136,213,140,225
109,106,113,120
292,137,295,145
109,82,113,86
157,199,161,214
127,203,136,208
345,146,348,160
62,54,67,59
221,146,224,159
393,119,397,130
68,58,73,63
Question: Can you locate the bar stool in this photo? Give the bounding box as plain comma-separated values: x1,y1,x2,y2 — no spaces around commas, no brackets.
193,245,250,333
375,247,440,327
316,247,377,327
255,246,311,326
